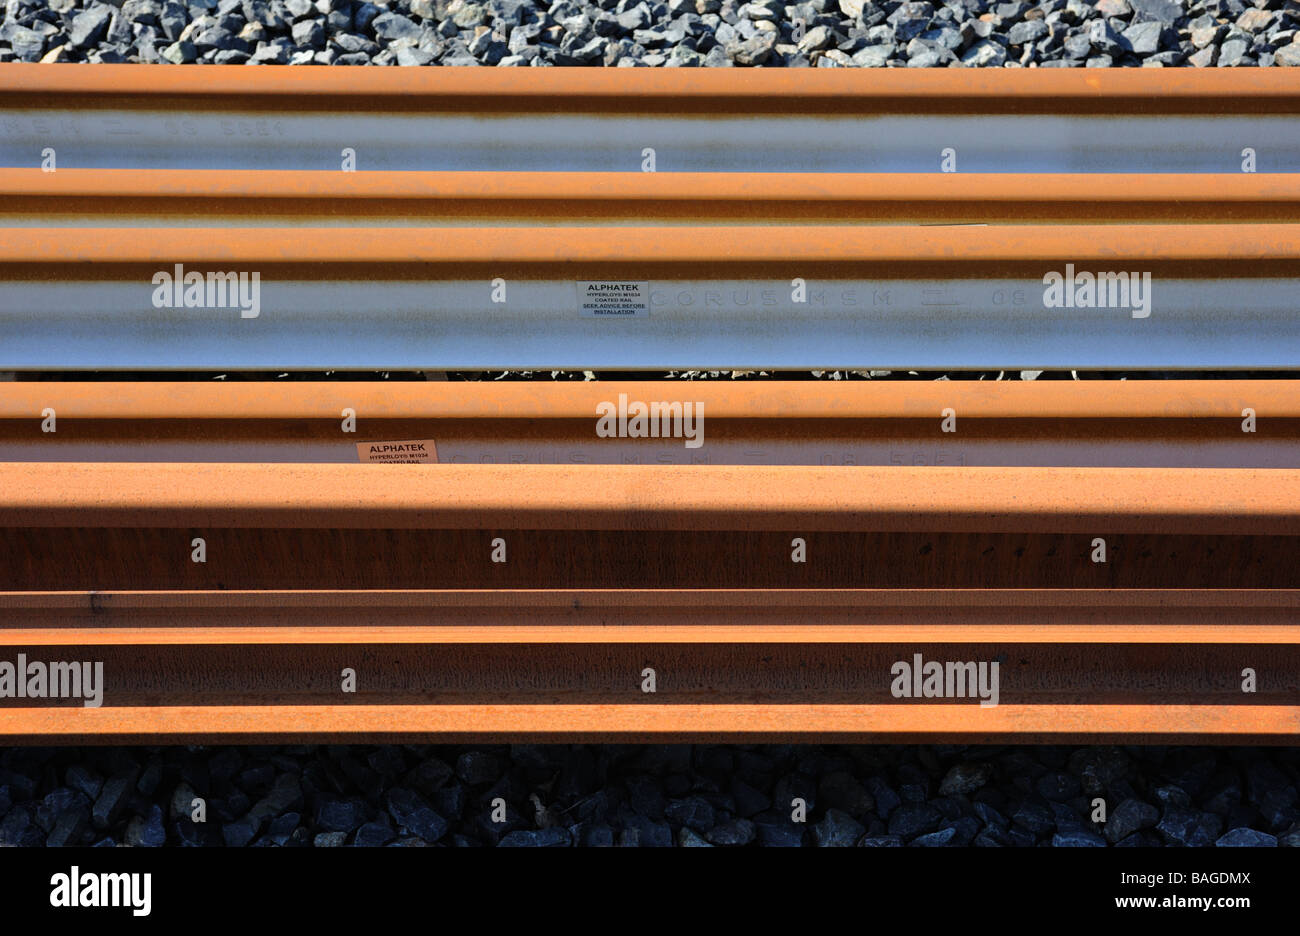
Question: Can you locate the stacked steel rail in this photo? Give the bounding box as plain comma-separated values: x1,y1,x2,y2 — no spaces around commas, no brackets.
0,66,1297,741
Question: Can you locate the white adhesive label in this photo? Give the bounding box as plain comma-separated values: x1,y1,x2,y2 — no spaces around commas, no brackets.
356,440,438,464
577,281,650,318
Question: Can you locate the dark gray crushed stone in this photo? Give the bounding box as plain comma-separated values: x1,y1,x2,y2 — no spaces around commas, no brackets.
2,744,1296,846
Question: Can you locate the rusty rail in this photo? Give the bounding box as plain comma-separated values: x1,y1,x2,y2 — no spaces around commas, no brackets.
0,381,1297,741
4,66,1297,111
2,66,1298,370
6,170,1300,225
0,585,1297,742
0,67,1296,743
0,379,1296,467
2,66,1298,175
3,225,1299,370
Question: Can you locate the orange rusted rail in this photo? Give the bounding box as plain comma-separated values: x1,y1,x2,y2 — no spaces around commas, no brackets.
1,65,1296,741
6,706,1297,746
0,378,1294,420
3,588,1298,640
0,380,1295,468
0,588,1297,743
3,65,1296,179
2,64,1297,113
0,456,1297,739
2,462,1298,534
6,224,1299,273
0,380,1296,740
5,169,1300,225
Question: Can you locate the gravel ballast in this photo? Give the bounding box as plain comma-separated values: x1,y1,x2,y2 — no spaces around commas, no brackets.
2,744,1297,847
1,0,1298,67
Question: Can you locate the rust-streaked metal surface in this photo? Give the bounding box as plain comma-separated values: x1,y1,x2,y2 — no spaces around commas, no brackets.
3,531,1295,590
0,642,1290,706
0,453,1293,738
1,380,1295,468
1,589,1296,640
0,588,1295,742
5,224,1300,277
2,379,1295,420
2,64,1296,113
6,170,1300,226
2,64,1296,743
3,706,1296,745
0,536,1294,738
3,463,1298,534
3,67,1295,174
